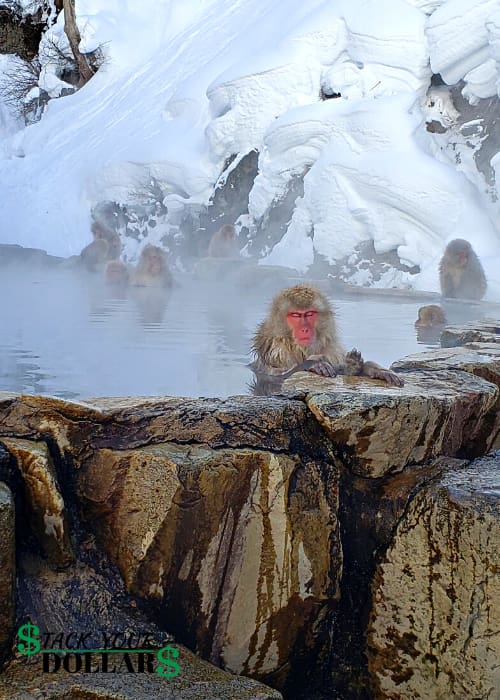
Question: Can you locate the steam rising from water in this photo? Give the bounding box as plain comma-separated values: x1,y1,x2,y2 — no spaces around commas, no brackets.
0,263,494,400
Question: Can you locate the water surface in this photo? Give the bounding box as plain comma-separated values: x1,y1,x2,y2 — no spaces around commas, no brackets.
0,263,493,400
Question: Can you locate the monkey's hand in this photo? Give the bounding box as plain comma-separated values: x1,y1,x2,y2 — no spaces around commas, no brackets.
344,348,364,376
301,355,338,378
363,361,404,387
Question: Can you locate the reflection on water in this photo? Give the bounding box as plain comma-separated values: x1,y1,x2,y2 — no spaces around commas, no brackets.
0,264,496,400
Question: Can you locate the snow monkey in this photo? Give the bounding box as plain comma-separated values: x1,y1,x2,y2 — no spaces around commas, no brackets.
105,260,130,287
79,222,121,272
131,245,173,288
414,305,446,329
208,224,240,258
439,239,487,300
251,285,404,389
91,221,121,256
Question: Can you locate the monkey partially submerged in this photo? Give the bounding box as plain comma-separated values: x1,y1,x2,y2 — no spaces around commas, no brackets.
439,239,487,300
130,245,173,288
414,304,447,344
208,224,240,259
415,304,446,328
250,285,404,393
79,221,121,272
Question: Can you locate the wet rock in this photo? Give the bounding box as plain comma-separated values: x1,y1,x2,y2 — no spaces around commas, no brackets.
441,319,500,347
392,342,500,377
1,660,282,700
0,370,497,697
325,456,467,698
66,394,317,455
0,482,15,669
367,452,500,700
0,438,74,569
0,393,338,686
78,443,341,681
0,549,282,700
285,370,498,477
393,343,500,450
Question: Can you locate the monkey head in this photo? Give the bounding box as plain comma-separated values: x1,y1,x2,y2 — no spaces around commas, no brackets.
91,221,105,240
220,224,235,240
415,304,446,328
139,245,165,275
270,285,333,348
443,239,472,268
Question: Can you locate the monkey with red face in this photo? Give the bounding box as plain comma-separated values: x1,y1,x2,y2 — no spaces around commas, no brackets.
251,285,403,391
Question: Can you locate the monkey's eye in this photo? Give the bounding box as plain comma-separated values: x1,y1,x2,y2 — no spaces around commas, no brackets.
287,310,318,319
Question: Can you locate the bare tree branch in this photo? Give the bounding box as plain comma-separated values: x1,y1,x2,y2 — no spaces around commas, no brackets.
63,0,94,86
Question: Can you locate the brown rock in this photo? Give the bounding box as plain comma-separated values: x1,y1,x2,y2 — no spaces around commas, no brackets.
1,551,282,700
0,393,314,458
367,452,500,699
0,392,106,461
393,343,500,450
1,658,283,700
285,370,497,478
441,319,500,347
1,438,74,568
0,482,15,668
78,444,341,680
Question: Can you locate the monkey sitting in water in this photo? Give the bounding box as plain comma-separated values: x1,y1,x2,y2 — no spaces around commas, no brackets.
439,239,487,300
250,285,403,393
414,304,447,343
79,221,121,272
130,245,173,288
208,224,240,259
414,305,446,329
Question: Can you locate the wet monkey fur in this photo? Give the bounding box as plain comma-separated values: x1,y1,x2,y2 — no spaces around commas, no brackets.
251,285,404,389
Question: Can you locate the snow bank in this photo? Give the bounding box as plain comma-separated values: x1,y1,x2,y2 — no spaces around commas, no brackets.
427,0,500,102
0,0,499,300
252,95,499,285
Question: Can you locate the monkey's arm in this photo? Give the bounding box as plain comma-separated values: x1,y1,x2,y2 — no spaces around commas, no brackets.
362,360,404,387
440,272,456,298
288,356,338,378
249,356,338,379
337,348,403,386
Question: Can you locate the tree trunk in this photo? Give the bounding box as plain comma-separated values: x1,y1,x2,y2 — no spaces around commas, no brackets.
63,0,94,86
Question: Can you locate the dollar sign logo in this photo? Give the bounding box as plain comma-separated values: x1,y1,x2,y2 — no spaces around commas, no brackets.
17,622,41,657
156,644,180,679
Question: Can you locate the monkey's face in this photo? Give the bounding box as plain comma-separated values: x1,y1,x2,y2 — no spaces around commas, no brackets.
92,224,105,240
286,308,318,346
147,253,163,275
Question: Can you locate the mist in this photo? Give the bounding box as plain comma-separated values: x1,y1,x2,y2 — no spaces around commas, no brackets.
0,254,496,400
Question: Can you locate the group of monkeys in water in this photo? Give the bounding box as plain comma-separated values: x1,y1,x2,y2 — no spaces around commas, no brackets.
79,222,488,392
